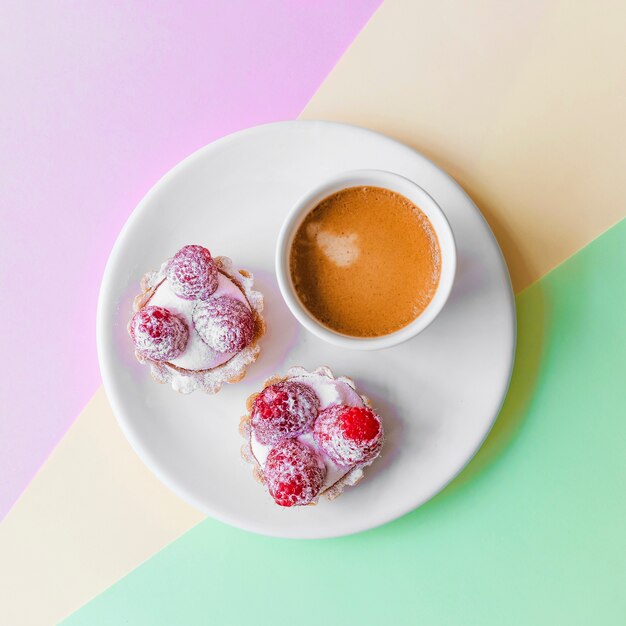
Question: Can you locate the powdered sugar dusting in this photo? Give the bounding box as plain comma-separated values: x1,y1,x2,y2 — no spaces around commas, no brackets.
193,296,255,353
131,255,264,394
148,271,244,370
244,366,382,501
291,369,362,409
129,306,189,361
251,380,319,446
314,405,383,466
165,245,219,300
265,439,326,507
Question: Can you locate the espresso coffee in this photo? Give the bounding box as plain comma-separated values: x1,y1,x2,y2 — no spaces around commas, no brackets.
289,186,441,337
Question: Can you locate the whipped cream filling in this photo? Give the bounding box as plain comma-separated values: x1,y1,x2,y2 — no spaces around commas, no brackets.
250,371,365,492
148,271,250,371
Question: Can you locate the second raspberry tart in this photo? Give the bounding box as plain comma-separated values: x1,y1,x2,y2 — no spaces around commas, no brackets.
241,366,384,506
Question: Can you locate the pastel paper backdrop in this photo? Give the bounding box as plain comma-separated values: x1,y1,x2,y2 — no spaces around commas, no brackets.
1,1,626,624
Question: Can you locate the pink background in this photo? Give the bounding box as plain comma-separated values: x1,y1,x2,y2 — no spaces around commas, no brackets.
0,0,380,518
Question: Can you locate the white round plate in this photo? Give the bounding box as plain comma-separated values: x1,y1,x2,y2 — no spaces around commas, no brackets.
97,121,515,539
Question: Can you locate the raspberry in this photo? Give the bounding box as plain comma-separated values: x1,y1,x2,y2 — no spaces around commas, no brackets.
192,296,255,353
265,439,326,507
166,245,219,300
314,405,383,466
129,306,188,362
251,381,319,446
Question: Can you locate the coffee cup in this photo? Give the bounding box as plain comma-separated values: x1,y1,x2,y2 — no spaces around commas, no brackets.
276,169,456,350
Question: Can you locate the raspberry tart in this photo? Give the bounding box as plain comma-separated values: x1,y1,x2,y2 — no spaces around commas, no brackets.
129,245,264,394
240,366,384,506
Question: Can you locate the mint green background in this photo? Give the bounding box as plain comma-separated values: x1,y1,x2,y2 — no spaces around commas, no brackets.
64,219,626,626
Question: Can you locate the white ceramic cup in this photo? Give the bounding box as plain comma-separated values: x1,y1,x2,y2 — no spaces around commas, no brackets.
276,169,456,350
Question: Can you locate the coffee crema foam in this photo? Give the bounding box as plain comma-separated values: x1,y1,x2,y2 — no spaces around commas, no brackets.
290,186,441,337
